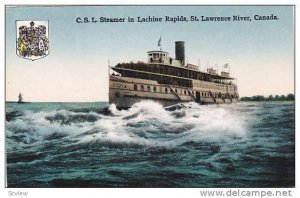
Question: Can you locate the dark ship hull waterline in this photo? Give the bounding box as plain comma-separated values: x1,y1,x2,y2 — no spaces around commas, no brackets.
109,41,239,108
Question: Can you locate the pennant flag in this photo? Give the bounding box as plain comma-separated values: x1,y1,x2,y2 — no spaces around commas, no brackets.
158,36,161,47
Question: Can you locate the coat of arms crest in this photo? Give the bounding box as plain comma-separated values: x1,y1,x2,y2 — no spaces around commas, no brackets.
16,20,49,61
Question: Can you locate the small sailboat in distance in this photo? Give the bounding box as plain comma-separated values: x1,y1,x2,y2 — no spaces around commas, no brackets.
18,93,24,103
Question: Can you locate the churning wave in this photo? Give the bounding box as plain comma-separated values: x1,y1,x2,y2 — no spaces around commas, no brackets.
6,101,249,151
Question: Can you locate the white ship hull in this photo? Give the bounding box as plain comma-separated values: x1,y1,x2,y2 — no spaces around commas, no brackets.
109,75,238,108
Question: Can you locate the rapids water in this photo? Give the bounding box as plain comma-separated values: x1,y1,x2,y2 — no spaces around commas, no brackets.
5,101,295,187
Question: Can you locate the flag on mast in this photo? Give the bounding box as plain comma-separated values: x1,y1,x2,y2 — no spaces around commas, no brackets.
158,36,161,47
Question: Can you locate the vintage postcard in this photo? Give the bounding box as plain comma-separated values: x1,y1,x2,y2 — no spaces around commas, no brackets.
5,5,295,190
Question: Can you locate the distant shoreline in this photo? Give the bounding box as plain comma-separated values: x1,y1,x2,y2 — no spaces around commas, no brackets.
240,94,294,102
240,100,294,102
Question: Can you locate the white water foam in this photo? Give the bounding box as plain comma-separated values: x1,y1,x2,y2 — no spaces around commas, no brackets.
7,101,250,150
78,101,249,148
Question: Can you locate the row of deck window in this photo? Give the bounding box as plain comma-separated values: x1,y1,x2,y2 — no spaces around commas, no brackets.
133,84,213,97
133,84,192,95
131,84,236,98
120,63,213,81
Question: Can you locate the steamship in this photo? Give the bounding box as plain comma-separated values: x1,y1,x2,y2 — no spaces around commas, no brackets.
109,41,239,108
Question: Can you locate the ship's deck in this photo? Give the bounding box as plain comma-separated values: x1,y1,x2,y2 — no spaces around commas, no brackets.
111,62,235,88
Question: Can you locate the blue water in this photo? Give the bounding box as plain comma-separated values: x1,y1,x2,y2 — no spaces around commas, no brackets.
5,101,295,187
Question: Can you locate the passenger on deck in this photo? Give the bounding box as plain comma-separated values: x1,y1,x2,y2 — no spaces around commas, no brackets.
169,58,173,65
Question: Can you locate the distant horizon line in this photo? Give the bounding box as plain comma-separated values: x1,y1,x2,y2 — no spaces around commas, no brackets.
6,101,108,103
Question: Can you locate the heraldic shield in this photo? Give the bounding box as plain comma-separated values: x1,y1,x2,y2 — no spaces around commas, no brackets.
16,20,49,61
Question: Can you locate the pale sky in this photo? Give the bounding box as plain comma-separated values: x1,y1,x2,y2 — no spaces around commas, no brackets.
5,5,294,102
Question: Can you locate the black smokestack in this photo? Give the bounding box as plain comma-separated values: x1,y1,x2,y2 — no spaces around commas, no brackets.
175,41,185,66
